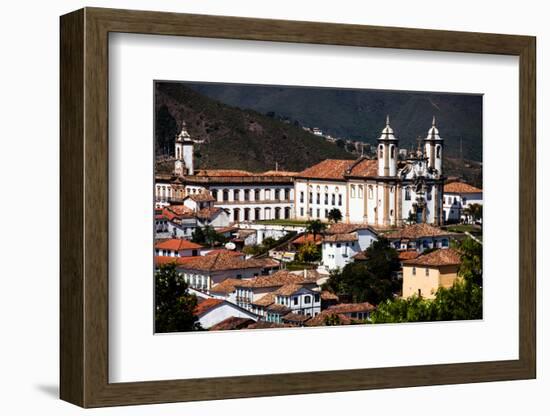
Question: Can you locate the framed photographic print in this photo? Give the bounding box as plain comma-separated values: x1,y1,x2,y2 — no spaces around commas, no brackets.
60,7,536,408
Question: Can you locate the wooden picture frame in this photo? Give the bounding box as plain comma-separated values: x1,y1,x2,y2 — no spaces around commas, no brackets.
60,7,536,408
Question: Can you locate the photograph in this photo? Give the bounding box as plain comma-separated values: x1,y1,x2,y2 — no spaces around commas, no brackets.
153,81,483,333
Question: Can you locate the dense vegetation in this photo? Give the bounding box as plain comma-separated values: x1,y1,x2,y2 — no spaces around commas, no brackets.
155,263,202,333
155,83,354,172
186,82,483,162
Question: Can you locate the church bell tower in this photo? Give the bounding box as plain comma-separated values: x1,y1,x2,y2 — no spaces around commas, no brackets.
424,116,443,176
377,115,399,177
174,121,194,177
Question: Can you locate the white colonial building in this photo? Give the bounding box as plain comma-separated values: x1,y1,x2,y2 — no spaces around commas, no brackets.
443,181,483,223
294,116,445,227
155,117,476,230
320,223,378,271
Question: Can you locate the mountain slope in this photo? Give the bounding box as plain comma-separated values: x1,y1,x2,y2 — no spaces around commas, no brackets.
186,83,483,162
155,83,354,173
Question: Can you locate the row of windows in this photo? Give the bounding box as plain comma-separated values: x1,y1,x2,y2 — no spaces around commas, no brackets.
212,188,291,202
232,207,291,221
412,267,431,277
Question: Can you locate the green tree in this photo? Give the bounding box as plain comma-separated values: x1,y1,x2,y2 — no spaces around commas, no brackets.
370,280,482,324
155,263,202,333
297,241,321,262
463,203,482,224
305,219,327,241
323,237,400,304
323,314,342,326
327,208,343,223
191,227,206,244
454,237,483,286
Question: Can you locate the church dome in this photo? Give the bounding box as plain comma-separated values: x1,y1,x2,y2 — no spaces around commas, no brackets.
378,115,397,140
426,116,441,140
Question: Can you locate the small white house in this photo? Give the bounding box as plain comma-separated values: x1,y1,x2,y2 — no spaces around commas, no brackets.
320,224,378,271
195,298,259,329
154,238,204,257
443,181,483,224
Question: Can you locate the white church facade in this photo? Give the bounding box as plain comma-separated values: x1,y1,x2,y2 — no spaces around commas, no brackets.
155,116,450,227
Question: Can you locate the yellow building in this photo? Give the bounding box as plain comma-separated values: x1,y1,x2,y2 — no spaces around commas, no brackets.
402,249,462,299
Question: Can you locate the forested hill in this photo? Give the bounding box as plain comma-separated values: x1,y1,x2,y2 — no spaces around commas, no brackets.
185,82,483,162
155,83,354,173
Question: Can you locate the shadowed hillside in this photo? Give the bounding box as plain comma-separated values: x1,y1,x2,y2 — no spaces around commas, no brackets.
155,83,354,173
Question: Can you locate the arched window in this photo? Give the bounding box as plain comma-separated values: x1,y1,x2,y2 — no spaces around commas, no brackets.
350,185,356,198
436,145,441,158
358,185,363,198
405,187,411,201
390,145,395,159
378,145,383,159
368,185,373,199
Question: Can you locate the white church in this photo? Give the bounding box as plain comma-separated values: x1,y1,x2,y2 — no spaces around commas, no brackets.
155,116,448,227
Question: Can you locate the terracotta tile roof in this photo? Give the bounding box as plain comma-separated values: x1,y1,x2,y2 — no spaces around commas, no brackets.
273,284,306,296
163,205,195,220
444,181,483,194
323,233,358,243
320,291,339,301
266,303,292,314
403,248,462,267
186,191,216,202
216,226,238,234
305,310,352,326
282,313,311,323
384,223,453,240
353,251,368,260
262,170,298,177
326,223,376,235
204,249,244,258
195,169,253,177
297,158,377,180
297,159,354,180
251,293,276,307
236,270,316,289
246,321,293,329
209,316,255,331
327,302,376,314
398,250,421,261
194,298,224,316
155,239,204,251
154,255,198,267
177,252,278,272
292,234,323,245
196,207,225,220
209,278,243,295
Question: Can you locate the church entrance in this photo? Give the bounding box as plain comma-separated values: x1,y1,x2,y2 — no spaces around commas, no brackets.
416,207,424,223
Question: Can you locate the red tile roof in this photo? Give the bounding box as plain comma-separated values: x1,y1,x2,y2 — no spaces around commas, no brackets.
444,181,483,194
186,191,216,202
323,232,358,243
196,207,225,220
273,284,307,296
209,316,255,331
154,255,198,267
292,234,323,245
262,170,298,177
297,158,377,180
403,248,462,267
177,252,278,272
384,223,453,240
282,313,311,323
398,250,421,261
304,310,352,326
155,239,204,251
209,278,244,295
194,298,224,316
204,249,244,258
251,293,276,307
162,205,195,220
320,291,339,301
327,302,376,314
235,270,316,289
326,223,376,235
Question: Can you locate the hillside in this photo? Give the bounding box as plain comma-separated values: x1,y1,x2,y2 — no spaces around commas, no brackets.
186,82,483,162
155,83,354,173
